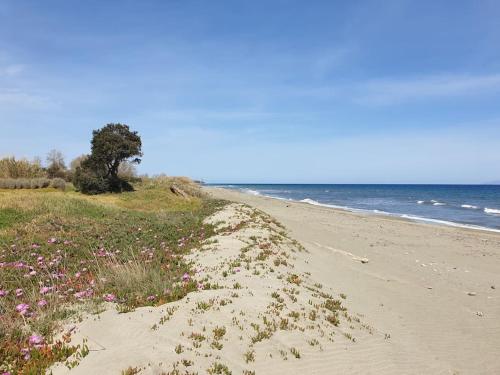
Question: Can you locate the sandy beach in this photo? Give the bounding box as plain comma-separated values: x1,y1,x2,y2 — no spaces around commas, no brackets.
49,187,500,374
206,187,500,374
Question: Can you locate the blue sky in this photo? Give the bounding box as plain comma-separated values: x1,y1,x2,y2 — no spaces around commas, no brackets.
1,0,500,183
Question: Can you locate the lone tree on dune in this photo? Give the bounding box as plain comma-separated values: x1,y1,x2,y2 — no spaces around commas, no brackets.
73,123,142,194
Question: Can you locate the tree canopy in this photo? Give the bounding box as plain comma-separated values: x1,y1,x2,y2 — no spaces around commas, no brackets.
73,124,142,194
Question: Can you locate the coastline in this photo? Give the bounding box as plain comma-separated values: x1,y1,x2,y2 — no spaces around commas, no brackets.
205,186,500,373
211,185,500,234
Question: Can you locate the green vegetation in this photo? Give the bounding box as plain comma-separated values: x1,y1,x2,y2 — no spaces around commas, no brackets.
0,177,225,373
73,123,142,194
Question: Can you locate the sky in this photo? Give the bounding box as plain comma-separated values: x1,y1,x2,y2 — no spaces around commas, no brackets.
1,0,500,184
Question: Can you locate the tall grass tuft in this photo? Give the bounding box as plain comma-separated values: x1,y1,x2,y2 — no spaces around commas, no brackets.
0,157,46,179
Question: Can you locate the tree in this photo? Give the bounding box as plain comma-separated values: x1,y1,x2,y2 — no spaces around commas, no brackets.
70,154,88,171
46,149,67,179
73,124,142,194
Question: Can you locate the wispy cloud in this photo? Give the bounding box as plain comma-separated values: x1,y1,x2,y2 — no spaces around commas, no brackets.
0,64,25,76
356,73,500,105
0,89,59,111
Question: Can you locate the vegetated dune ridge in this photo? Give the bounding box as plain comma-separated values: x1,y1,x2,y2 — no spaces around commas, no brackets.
205,187,500,375
52,203,395,375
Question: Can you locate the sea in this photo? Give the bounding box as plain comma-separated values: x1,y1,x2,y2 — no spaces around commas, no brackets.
210,184,500,232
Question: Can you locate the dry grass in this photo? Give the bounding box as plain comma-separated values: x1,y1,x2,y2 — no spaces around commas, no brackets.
0,157,45,179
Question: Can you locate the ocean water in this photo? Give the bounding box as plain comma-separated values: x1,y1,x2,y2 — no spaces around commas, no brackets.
211,184,500,232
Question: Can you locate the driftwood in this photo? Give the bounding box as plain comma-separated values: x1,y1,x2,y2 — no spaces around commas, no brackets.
170,185,189,198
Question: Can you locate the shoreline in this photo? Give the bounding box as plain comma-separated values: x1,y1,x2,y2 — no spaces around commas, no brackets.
209,186,500,235
205,186,500,373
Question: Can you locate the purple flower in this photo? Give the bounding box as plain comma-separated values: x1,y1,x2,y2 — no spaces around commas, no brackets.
146,295,156,301
103,293,116,302
47,237,57,244
37,299,48,307
16,303,30,315
29,334,44,346
0,290,7,297
31,243,41,249
40,286,51,295
74,290,93,299
182,273,190,282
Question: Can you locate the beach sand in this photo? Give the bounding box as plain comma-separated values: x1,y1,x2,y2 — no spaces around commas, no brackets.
207,187,500,374
51,187,500,374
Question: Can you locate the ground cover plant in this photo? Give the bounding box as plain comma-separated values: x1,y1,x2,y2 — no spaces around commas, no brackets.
0,178,224,374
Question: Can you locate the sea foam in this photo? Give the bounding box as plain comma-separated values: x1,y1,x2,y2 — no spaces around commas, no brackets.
300,198,322,205
461,204,479,209
484,208,500,215
243,189,261,196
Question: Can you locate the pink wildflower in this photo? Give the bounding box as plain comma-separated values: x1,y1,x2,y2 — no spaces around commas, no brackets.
182,273,190,282
74,291,87,299
103,293,116,302
40,286,51,295
47,237,57,244
37,299,48,307
28,334,44,346
16,303,30,315
31,243,41,249
146,295,156,301
0,290,7,297
15,288,23,297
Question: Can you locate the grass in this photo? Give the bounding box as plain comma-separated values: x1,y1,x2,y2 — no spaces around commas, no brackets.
0,178,225,373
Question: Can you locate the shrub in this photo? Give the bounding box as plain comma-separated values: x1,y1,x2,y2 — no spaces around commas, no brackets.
0,178,55,190
30,178,50,189
73,167,110,195
50,178,66,191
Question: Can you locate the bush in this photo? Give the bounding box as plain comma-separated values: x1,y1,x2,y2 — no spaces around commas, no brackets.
72,167,110,195
50,178,66,191
0,178,56,190
30,178,50,189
